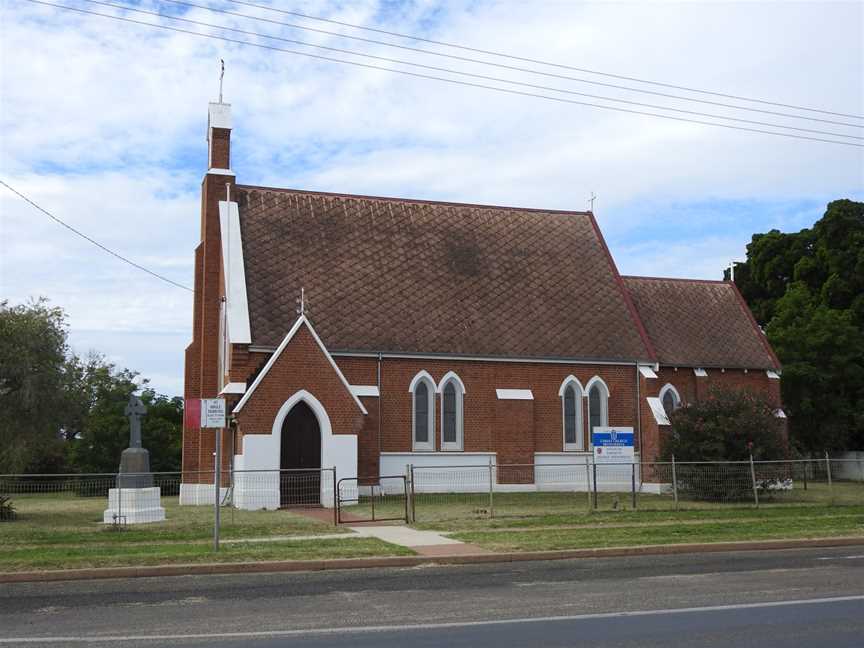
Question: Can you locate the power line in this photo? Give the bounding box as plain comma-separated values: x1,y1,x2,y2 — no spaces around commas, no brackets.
227,0,864,121
84,0,863,141
146,0,862,129
0,179,193,292
31,0,864,147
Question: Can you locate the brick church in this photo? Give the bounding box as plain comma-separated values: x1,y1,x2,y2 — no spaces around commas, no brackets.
180,101,783,507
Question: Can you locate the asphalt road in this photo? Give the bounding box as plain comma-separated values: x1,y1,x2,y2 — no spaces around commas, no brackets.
1,546,863,647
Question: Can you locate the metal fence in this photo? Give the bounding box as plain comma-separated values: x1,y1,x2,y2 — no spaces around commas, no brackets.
0,457,862,545
405,456,864,523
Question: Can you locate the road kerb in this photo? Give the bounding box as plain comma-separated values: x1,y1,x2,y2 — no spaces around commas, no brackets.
2,536,863,584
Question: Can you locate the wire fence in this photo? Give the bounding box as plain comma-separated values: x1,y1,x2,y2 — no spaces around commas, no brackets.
0,457,861,547
404,457,864,523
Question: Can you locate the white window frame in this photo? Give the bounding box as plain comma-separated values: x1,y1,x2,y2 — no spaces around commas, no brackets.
408,370,436,451
585,376,610,449
659,383,682,415
437,371,465,451
558,375,585,451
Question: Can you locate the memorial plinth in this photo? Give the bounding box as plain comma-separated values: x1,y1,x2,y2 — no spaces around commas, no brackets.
104,395,166,525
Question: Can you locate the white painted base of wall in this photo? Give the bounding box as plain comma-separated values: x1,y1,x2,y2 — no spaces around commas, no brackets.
103,487,166,524
179,483,229,506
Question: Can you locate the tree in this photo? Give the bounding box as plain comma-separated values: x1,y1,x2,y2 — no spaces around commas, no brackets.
0,299,183,474
0,299,68,473
63,356,184,474
661,385,787,463
731,199,864,452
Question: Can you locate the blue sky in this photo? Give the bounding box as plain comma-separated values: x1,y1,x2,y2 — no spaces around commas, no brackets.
1,0,862,396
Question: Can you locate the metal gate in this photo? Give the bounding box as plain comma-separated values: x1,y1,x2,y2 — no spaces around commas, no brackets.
336,475,409,524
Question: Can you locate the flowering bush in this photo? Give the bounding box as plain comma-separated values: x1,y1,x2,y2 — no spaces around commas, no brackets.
661,385,787,462
660,386,787,501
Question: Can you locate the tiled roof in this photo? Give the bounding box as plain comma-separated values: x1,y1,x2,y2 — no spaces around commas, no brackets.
237,186,653,362
622,276,780,370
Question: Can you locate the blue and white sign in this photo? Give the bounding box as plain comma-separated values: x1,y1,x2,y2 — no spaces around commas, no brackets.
592,427,635,463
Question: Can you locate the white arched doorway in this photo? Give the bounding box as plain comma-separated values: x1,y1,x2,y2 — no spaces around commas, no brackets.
233,390,357,510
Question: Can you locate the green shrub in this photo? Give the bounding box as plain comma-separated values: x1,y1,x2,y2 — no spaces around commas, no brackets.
661,386,787,501
0,495,15,521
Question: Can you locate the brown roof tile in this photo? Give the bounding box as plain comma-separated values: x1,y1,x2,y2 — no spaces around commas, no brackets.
237,186,653,362
622,276,780,370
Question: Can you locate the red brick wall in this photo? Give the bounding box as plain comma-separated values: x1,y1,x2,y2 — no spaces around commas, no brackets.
495,399,535,483
234,325,365,448
346,357,639,457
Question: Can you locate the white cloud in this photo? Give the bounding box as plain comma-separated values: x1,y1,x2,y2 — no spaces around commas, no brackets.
1,0,862,394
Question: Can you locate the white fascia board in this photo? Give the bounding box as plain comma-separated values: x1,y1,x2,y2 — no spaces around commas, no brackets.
350,385,380,398
639,366,658,379
208,102,232,132
207,168,235,177
219,201,251,345
693,367,708,377
233,316,368,416
219,382,246,395
766,370,781,379
647,397,670,426
496,389,534,400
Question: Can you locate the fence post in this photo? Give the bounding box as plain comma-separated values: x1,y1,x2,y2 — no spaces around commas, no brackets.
488,459,495,519
825,451,833,504
631,462,637,510
212,428,222,550
409,464,416,523
671,455,679,511
749,454,759,509
584,456,592,512
802,457,808,491
332,467,338,526
405,464,412,525
592,457,598,510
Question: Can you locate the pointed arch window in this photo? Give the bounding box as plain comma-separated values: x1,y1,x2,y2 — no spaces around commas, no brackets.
438,371,465,451
409,371,435,451
586,377,610,447
559,376,585,451
659,384,681,417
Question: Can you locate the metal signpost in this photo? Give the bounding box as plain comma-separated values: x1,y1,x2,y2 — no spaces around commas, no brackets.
200,398,226,550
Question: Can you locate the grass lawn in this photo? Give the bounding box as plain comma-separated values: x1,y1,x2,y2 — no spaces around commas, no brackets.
0,494,346,547
0,537,414,572
451,511,864,552
0,494,415,572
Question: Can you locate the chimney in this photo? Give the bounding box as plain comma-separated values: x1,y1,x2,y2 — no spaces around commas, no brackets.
207,102,232,172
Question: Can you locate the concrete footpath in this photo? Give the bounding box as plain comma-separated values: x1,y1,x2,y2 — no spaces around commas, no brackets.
348,525,490,556
1,536,863,584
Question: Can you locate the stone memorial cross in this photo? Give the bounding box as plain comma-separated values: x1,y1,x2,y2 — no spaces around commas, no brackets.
125,395,147,449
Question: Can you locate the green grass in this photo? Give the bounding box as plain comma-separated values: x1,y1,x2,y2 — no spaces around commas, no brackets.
399,481,863,528
0,494,414,572
452,512,864,552
0,495,345,547
0,537,414,572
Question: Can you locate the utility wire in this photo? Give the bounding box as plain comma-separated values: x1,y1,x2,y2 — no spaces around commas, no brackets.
24,1,863,147
227,0,864,121
47,0,864,143
0,179,193,292
146,0,862,129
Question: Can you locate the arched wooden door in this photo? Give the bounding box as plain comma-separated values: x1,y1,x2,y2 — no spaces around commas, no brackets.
280,401,321,506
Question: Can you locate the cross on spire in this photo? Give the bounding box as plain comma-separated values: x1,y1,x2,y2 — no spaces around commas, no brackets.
218,59,225,103
296,287,306,316
589,192,597,211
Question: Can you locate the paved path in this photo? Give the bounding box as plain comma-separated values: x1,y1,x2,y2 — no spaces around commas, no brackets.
2,546,863,647
348,525,490,556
